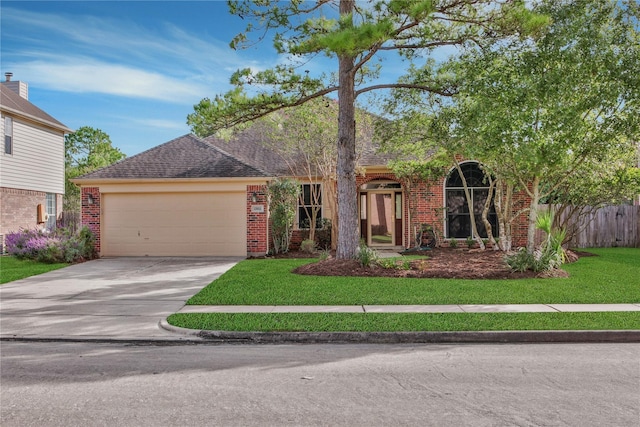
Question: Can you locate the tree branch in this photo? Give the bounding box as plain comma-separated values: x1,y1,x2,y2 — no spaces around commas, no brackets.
356,83,457,98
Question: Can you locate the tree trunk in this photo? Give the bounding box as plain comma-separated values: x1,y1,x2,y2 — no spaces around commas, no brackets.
453,158,485,250
494,179,513,252
527,176,541,252
481,177,497,249
336,0,358,259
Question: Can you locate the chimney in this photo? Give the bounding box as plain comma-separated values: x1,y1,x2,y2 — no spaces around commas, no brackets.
2,72,29,100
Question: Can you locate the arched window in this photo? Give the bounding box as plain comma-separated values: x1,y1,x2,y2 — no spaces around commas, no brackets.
445,162,497,238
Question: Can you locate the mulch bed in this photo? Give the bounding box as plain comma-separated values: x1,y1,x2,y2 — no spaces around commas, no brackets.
288,247,582,280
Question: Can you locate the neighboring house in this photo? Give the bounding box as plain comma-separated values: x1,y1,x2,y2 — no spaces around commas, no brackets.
73,122,530,257
0,73,72,250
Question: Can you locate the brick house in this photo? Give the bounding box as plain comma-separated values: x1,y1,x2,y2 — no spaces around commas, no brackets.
0,73,72,250
73,124,529,257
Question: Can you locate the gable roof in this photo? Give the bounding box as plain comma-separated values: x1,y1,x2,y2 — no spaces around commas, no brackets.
78,134,269,180
76,116,399,181
0,84,72,133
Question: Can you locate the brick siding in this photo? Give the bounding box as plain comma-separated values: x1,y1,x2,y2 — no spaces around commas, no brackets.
246,185,268,256
0,187,61,251
81,187,101,253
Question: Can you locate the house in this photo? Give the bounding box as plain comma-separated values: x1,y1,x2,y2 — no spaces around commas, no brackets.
0,73,72,250
73,120,530,257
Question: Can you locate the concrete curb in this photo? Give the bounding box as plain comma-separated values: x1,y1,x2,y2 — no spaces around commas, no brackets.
159,320,640,344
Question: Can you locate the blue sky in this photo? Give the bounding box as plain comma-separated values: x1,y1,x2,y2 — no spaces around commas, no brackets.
1,1,442,157
1,1,297,156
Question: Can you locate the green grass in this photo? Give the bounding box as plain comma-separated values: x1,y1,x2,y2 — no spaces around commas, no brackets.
187,247,640,306
168,312,640,332
170,248,640,332
0,256,67,284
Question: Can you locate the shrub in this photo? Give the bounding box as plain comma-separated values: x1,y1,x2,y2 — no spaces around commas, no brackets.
505,211,567,273
267,179,299,254
300,239,316,254
505,248,536,272
466,236,474,249
5,226,98,263
377,258,411,270
449,239,458,248
356,240,378,267
318,249,331,261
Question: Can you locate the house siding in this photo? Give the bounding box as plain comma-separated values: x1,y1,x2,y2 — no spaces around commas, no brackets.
0,188,49,249
81,187,101,253
0,113,65,194
246,185,268,256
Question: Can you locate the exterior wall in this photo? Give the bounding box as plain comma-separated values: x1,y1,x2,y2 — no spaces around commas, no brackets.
357,169,530,249
0,113,65,194
246,185,268,256
81,187,101,253
79,180,268,257
0,187,62,250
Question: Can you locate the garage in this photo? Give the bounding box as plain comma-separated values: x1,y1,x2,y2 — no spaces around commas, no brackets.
101,192,246,257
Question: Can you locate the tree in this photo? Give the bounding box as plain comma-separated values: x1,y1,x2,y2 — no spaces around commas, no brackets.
261,98,372,248
65,127,126,213
381,0,639,252
266,178,299,254
542,139,640,242
447,0,639,251
187,0,546,259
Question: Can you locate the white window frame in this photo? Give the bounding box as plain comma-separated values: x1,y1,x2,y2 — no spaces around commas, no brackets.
46,193,56,230
4,116,13,155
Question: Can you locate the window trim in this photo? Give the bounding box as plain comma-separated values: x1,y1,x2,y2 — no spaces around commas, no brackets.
4,116,13,155
45,193,56,230
297,183,323,229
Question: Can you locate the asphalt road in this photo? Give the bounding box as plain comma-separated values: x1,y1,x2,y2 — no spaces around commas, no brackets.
1,341,638,426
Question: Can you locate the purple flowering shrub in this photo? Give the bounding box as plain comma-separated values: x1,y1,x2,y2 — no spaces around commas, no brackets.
5,226,98,263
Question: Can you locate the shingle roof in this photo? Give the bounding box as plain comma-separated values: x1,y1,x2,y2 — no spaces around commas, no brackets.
0,84,72,133
203,123,291,176
79,134,269,179
77,116,397,181
203,119,396,172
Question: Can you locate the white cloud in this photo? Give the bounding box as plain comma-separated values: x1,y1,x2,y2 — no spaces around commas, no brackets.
127,118,189,131
1,6,273,101
14,59,210,104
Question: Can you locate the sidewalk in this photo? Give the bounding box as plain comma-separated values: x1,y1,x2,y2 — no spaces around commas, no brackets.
177,303,640,314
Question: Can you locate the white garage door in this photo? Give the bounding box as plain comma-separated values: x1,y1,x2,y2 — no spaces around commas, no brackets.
102,192,246,256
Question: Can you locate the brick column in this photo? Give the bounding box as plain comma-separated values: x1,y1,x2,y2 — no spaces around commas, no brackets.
81,187,101,253
246,185,268,256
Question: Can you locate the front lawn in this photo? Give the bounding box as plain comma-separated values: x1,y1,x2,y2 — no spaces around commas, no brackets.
0,256,67,284
187,248,640,306
168,248,640,332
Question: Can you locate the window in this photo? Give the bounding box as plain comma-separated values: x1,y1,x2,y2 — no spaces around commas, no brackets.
298,183,322,228
46,193,56,230
445,162,497,238
4,116,13,155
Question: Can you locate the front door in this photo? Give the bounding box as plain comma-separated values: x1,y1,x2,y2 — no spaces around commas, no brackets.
360,186,403,247
369,192,394,246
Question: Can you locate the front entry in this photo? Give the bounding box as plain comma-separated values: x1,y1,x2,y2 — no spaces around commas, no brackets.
359,181,403,247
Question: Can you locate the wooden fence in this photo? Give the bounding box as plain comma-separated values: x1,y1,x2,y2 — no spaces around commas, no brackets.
538,204,640,248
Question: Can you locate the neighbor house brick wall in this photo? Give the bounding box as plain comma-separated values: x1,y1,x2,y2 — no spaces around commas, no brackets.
81,187,101,253
247,185,268,256
0,187,58,250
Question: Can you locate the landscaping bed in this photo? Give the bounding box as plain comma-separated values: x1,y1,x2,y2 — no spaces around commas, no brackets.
293,247,567,279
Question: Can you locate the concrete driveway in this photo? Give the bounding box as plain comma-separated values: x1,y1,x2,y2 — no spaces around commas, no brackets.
0,257,242,340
